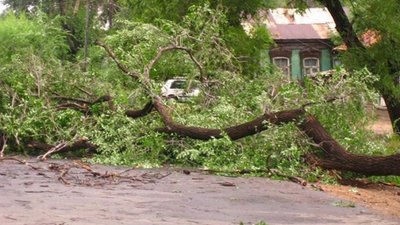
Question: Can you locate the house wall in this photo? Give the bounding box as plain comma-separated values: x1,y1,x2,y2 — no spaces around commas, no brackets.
269,39,334,79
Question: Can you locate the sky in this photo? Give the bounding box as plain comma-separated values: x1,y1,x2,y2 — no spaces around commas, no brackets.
0,0,6,14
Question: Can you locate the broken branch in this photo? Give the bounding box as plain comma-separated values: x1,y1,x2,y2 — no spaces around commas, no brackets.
28,138,96,159
38,142,68,161
143,45,205,81
95,40,141,79
125,101,154,119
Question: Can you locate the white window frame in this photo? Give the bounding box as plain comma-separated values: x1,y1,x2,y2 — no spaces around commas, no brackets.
303,57,320,76
272,57,290,76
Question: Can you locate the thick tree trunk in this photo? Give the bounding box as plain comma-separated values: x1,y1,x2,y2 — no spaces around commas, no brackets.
83,0,91,71
382,94,400,134
321,0,400,134
320,0,364,49
151,98,400,175
58,0,80,54
300,116,400,175
154,98,305,140
107,0,115,29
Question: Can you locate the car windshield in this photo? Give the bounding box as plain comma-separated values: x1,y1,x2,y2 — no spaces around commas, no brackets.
170,80,186,89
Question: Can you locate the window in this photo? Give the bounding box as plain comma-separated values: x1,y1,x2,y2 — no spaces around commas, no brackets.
170,80,186,89
303,57,320,76
273,57,290,76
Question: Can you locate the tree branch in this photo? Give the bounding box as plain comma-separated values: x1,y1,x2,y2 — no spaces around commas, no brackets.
125,101,154,119
95,40,141,79
143,45,205,81
153,97,305,140
28,138,97,159
54,94,115,114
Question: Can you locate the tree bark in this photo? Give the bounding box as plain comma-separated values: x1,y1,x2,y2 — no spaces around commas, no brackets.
319,0,364,49
58,0,80,54
154,101,400,175
126,101,154,119
83,0,91,71
154,98,305,140
382,94,400,133
300,115,400,175
73,0,81,15
107,0,115,29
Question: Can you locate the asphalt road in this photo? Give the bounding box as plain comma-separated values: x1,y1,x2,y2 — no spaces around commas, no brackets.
0,158,398,225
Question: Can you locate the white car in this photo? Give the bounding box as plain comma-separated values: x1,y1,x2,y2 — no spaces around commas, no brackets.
161,78,200,100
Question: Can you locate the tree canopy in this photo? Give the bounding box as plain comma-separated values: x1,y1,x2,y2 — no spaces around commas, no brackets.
311,0,400,133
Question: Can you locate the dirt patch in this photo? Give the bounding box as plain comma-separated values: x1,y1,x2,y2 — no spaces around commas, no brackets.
368,108,393,135
320,180,400,218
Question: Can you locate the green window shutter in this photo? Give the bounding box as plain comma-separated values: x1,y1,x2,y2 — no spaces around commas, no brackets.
291,49,301,79
321,49,332,71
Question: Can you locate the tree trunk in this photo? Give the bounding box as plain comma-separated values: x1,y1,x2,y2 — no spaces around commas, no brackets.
300,116,400,175
126,101,154,118
320,0,364,49
150,97,400,175
73,0,81,15
107,0,115,29
154,98,305,140
382,94,400,133
58,0,80,54
83,0,91,71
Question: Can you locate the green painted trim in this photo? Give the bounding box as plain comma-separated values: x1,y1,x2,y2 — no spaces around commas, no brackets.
321,49,332,71
291,49,301,79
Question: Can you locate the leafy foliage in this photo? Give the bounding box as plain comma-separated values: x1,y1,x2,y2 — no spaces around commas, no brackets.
341,0,400,100
0,3,395,183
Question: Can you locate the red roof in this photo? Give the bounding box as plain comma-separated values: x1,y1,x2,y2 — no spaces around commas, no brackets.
266,8,336,40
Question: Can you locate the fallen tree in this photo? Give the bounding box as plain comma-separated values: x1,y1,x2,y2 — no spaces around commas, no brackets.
95,40,400,176
1,10,398,179
300,116,400,176
154,98,305,140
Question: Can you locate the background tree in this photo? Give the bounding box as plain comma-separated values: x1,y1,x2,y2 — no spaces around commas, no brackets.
312,0,400,133
117,0,278,76
4,0,117,55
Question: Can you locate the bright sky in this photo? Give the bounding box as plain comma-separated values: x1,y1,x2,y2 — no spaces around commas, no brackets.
0,1,6,14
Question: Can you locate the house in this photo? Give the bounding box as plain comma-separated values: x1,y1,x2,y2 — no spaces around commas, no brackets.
265,8,340,79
